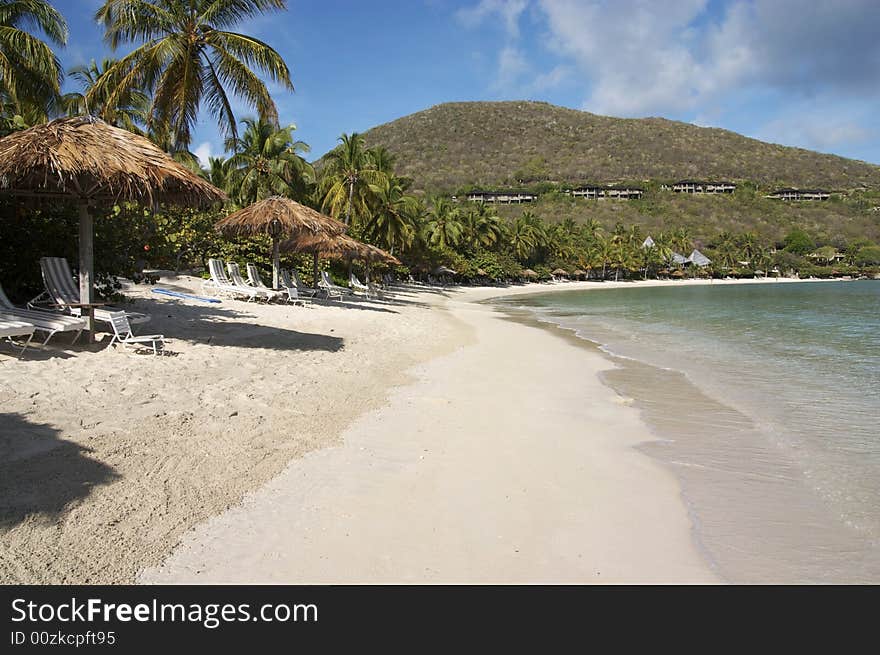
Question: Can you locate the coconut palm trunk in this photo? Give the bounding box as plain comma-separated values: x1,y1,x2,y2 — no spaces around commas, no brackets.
346,177,355,225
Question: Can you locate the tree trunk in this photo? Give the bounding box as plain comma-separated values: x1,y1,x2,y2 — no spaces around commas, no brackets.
345,178,354,226
271,236,280,289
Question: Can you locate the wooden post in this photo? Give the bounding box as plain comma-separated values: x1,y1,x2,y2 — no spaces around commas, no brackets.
272,236,280,289
78,202,95,342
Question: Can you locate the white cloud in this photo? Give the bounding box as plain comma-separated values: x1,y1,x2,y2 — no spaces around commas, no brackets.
756,111,875,154
457,0,529,38
490,46,530,91
193,142,213,167
530,0,880,117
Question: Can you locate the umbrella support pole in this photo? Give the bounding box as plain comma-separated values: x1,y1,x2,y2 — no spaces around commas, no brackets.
272,237,280,289
78,202,95,343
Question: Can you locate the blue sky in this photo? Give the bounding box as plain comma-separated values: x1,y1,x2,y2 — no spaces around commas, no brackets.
60,0,880,167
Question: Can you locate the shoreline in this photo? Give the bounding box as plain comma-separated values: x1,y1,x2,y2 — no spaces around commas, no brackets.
493,278,880,583
141,282,719,584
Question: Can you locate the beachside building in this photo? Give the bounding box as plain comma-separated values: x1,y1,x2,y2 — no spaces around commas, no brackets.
766,188,831,201
465,190,537,204
664,180,736,194
564,185,644,200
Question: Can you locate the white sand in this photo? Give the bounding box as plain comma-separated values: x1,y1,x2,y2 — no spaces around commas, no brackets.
136,280,769,584
4,274,814,584
0,275,464,583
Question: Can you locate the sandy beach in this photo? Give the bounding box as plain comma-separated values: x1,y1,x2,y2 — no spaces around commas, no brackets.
2,275,812,584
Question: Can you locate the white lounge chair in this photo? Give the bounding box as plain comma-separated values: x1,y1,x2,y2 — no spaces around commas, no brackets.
227,262,276,302
204,259,260,301
319,271,350,300
349,273,370,295
0,283,86,344
32,257,150,324
107,311,166,355
284,269,318,298
0,317,34,357
244,263,285,302
270,268,310,305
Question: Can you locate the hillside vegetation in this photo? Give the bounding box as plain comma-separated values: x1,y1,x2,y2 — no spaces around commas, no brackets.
357,101,880,243
361,101,880,193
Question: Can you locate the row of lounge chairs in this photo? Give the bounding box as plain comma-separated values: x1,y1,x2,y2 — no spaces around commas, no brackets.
206,258,386,303
3,254,393,357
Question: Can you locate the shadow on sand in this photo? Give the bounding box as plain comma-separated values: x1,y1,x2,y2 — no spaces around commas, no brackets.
0,412,119,529
124,297,346,352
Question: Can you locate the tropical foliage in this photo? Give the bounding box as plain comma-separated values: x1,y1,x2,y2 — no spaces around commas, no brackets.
0,0,67,131
0,1,878,302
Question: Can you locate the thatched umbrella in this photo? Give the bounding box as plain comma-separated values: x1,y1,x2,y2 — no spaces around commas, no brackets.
280,230,361,289
215,196,345,289
521,268,538,279
360,243,401,267
0,116,225,311
572,268,587,279
282,232,400,287
552,268,569,277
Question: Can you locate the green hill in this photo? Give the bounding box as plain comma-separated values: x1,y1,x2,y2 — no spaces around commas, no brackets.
360,101,880,192
357,101,880,243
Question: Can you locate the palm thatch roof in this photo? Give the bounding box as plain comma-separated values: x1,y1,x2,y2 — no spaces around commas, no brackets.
282,232,399,266
521,268,538,278
359,242,401,266
215,196,345,237
0,116,225,206
551,268,569,276
280,230,362,258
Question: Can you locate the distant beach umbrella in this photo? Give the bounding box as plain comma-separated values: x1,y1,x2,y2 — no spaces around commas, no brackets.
551,268,569,277
0,116,225,308
521,269,538,279
216,196,345,288
572,268,587,279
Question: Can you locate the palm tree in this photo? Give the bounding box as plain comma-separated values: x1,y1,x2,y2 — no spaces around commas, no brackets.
320,132,386,226
671,226,693,255
509,212,547,263
225,117,313,205
424,198,462,251
364,175,417,254
204,156,230,190
93,0,293,152
461,204,503,251
0,0,68,124
368,145,396,176
62,57,149,133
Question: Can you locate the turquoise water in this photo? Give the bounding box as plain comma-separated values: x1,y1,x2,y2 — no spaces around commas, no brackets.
501,281,880,582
